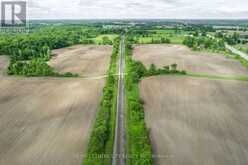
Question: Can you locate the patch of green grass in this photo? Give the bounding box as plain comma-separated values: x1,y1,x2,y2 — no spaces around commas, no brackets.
185,72,248,81
169,35,185,44
135,33,185,44
234,44,248,54
133,29,190,45
94,34,118,44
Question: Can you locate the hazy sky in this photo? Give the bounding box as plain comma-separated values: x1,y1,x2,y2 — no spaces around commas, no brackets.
28,0,248,19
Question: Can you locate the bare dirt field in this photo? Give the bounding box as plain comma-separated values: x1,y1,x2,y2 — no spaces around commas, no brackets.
48,45,112,76
133,44,248,77
140,76,248,165
0,77,104,165
0,56,9,77
0,44,111,164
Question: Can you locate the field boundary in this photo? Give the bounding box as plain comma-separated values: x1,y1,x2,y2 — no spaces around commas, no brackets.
186,72,248,81
125,36,153,165
83,37,120,165
144,72,248,82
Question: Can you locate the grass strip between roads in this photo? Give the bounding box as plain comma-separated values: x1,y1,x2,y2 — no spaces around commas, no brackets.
83,37,120,165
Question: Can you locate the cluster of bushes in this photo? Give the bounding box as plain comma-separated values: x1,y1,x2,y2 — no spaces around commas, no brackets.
7,58,78,77
7,59,54,76
183,36,225,51
146,63,186,76
126,60,186,82
84,37,120,165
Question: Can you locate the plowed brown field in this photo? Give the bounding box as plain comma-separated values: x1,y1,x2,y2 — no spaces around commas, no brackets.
0,78,104,165
140,76,248,165
49,45,112,76
133,44,248,77
0,45,112,165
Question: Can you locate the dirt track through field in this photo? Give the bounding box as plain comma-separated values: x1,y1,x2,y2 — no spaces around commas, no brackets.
133,44,248,77
140,76,248,165
0,77,104,165
49,45,112,76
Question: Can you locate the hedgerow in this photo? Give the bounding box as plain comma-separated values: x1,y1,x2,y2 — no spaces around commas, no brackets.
125,37,153,165
83,37,120,165
125,36,186,165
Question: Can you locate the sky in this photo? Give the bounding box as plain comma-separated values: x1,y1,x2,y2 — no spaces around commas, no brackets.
28,0,248,19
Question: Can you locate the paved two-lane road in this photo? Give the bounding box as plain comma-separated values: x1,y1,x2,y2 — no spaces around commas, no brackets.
112,36,126,165
225,44,248,61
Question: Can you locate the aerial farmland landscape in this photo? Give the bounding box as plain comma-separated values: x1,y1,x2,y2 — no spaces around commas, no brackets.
1,0,248,165
0,43,110,165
